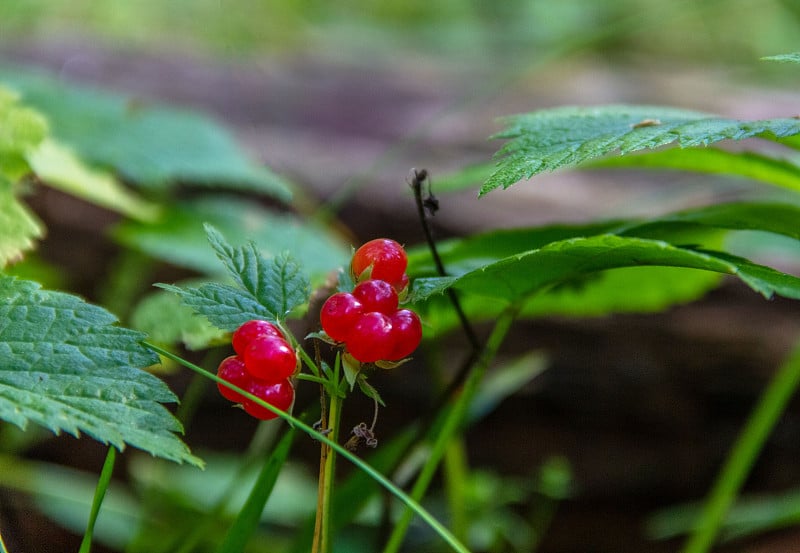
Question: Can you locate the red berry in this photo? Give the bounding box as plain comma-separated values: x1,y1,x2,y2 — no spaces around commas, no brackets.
243,336,297,382
243,379,295,420
352,239,408,286
353,279,398,315
232,320,283,355
387,309,422,360
320,292,364,342
216,355,252,403
346,312,396,363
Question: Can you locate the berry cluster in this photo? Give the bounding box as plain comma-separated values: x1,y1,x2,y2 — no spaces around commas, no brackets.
321,239,422,363
217,320,296,420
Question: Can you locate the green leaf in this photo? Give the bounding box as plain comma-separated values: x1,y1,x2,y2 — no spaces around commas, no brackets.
0,85,48,161
26,138,161,222
0,177,44,268
113,196,348,279
215,430,295,553
0,66,291,200
158,226,310,331
588,148,800,193
0,275,201,465
761,52,800,64
483,105,800,195
411,235,800,305
130,286,226,350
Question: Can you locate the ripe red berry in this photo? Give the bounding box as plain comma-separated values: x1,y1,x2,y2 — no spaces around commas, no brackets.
320,292,364,342
353,279,398,315
243,336,297,382
232,320,283,355
243,379,295,420
352,239,408,286
216,355,252,403
387,309,422,360
346,312,396,363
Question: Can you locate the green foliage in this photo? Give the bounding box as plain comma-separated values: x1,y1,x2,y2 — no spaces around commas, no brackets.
0,67,292,200
482,105,800,195
762,52,800,64
158,225,310,331
0,275,200,465
114,196,349,278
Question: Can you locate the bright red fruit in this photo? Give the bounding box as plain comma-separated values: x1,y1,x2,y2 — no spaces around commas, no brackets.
243,379,295,420
243,336,297,382
232,320,283,355
346,312,396,363
387,309,422,360
216,355,252,403
351,239,408,286
352,279,398,315
320,292,364,342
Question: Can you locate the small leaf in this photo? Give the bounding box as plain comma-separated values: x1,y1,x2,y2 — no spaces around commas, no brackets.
0,275,201,465
356,374,386,407
0,177,44,268
483,105,800,195
341,353,361,390
130,286,226,350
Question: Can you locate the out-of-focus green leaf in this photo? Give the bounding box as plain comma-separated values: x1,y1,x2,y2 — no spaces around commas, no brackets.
0,275,201,465
588,148,800,193
483,105,800,195
113,196,349,278
26,138,161,222
0,177,43,268
762,52,800,64
0,67,291,200
215,430,295,553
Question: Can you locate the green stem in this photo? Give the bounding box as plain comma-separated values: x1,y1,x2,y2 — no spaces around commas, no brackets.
144,341,471,553
682,344,800,553
78,446,116,553
0,529,8,553
320,390,343,553
443,439,470,541
382,307,518,553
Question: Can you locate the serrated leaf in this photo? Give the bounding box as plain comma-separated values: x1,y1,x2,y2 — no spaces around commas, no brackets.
130,286,226,350
482,105,800,195
0,66,291,200
113,196,348,279
26,138,161,222
0,85,48,159
588,148,800,193
0,177,44,268
411,235,800,305
0,275,201,465
762,53,800,64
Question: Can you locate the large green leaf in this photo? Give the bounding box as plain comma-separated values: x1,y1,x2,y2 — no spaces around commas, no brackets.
113,196,348,279
158,226,310,331
0,67,291,200
589,148,800,193
411,235,800,306
482,105,800,195
0,275,201,465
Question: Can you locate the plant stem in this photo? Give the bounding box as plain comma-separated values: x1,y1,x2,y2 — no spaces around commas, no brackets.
382,307,518,553
78,446,116,553
319,391,342,553
0,530,8,553
682,344,800,553
145,341,472,553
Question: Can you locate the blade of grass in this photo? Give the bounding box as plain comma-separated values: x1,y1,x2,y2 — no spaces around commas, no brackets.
0,530,8,553
78,446,117,553
682,343,800,553
382,306,518,553
215,428,295,553
144,342,472,553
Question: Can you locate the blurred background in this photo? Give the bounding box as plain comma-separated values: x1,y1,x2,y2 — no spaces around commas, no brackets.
2,1,800,552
